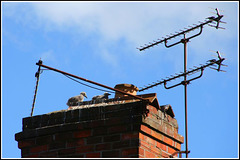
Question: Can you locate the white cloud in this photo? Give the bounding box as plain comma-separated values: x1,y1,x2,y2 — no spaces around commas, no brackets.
40,50,57,64
5,2,238,44
28,2,210,43
4,2,238,66
99,48,119,68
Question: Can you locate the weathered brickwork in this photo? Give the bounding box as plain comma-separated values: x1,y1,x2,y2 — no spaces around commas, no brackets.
15,97,184,158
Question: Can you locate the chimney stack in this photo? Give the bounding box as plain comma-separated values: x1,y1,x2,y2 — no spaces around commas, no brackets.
15,92,183,158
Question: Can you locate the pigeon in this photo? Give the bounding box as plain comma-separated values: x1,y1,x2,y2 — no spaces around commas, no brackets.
66,92,87,106
92,92,111,103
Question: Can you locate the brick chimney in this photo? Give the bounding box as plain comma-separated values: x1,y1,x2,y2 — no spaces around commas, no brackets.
15,85,183,158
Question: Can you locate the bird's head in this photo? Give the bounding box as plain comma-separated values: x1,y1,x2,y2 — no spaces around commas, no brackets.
104,92,111,96
81,92,87,98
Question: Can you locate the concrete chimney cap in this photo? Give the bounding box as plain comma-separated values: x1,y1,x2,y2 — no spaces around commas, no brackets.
114,83,139,91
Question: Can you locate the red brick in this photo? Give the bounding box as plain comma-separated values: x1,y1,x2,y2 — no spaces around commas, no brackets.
18,139,35,148
103,134,121,142
105,117,123,126
130,139,140,147
76,145,94,153
156,141,167,151
36,135,52,145
95,143,112,151
156,153,162,158
150,145,161,155
139,133,145,141
140,125,151,135
102,150,120,158
166,125,174,137
151,130,163,141
73,130,92,138
167,146,176,154
58,148,76,156
157,124,165,134
49,141,66,150
145,136,156,146
147,112,153,119
105,109,130,119
92,127,108,136
89,120,105,128
161,151,170,158
129,154,138,158
55,132,73,141
175,142,181,150
86,136,102,144
30,145,48,153
163,136,174,146
66,139,85,148
139,147,145,156
104,105,122,112
179,135,184,143
86,152,101,158
21,148,29,157
121,132,138,140
24,153,39,158
15,132,23,141
145,149,156,158
122,148,138,156
70,153,84,158
77,123,84,130
173,132,178,139
139,155,145,158
147,105,158,115
112,140,130,149
139,140,149,150
108,125,127,134
39,151,58,157
174,127,178,133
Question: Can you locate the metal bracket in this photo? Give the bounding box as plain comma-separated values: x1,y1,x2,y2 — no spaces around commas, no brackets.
164,67,204,90
164,25,203,48
186,67,204,83
170,150,191,158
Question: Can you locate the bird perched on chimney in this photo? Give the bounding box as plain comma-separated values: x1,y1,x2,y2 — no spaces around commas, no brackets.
66,92,87,106
92,92,111,103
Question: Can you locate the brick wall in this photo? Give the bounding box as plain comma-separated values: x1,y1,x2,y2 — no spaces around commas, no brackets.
15,97,184,158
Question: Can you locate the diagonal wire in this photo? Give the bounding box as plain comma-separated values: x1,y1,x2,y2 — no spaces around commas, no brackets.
39,68,115,93
62,73,115,94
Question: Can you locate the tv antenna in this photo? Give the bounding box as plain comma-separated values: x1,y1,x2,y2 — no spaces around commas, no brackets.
137,8,226,158
139,51,227,92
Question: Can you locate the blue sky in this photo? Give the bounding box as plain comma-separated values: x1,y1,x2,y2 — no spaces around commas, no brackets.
2,1,239,158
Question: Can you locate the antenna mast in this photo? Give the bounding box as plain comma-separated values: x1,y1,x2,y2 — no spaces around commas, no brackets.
137,8,226,158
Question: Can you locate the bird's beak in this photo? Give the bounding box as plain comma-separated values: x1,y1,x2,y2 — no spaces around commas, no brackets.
85,95,87,98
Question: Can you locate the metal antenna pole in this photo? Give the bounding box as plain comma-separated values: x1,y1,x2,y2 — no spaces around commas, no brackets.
182,34,189,158
31,60,42,116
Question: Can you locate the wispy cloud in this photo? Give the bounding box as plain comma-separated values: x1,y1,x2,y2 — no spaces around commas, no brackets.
40,50,57,64
4,2,238,67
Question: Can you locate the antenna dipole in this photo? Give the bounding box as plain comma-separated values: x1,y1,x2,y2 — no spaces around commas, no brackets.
137,8,225,158
139,54,226,92
137,8,225,51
